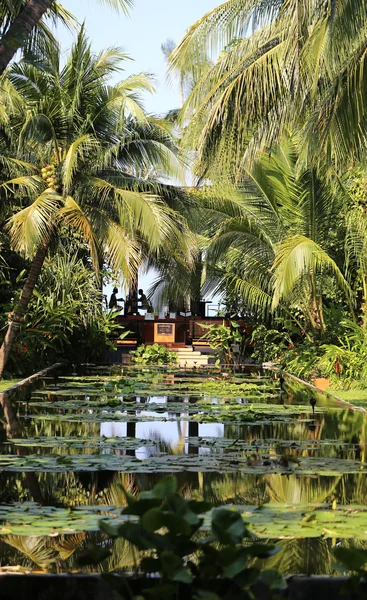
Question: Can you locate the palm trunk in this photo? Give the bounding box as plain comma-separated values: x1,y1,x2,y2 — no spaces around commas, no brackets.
0,391,19,437
0,391,43,502
0,241,49,379
0,0,53,76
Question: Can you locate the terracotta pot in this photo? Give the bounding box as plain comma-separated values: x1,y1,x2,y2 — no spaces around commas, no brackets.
313,377,330,391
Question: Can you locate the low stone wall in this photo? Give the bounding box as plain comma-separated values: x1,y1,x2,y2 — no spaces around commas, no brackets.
1,362,63,395
0,362,63,438
0,574,365,600
265,365,366,413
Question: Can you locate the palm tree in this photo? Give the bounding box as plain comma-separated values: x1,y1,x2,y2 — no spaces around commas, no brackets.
0,0,132,76
203,136,355,334
0,29,190,378
170,0,367,176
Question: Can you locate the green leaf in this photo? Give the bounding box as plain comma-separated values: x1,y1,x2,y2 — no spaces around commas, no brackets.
245,543,279,559
77,544,111,566
334,547,367,571
141,475,177,500
260,569,287,591
122,498,162,517
194,592,221,600
160,550,193,583
211,508,245,545
142,507,192,536
117,522,171,551
187,500,212,515
116,482,138,506
99,519,121,539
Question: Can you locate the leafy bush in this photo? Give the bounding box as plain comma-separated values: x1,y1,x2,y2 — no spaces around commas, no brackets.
83,475,285,599
130,343,178,366
279,341,322,380
277,319,367,387
251,325,291,364
198,320,243,366
2,251,124,375
316,319,367,387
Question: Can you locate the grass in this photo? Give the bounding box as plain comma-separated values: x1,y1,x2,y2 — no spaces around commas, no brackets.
328,388,367,406
0,379,20,392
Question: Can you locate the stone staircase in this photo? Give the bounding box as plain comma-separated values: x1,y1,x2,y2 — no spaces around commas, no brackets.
175,347,209,368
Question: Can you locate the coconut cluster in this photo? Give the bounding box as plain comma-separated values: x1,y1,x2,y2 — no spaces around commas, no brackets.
41,163,61,192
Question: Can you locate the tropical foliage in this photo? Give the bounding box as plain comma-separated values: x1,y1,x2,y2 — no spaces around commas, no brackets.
0,0,133,76
0,27,191,377
198,320,243,366
170,0,367,175
3,2,367,388
130,343,178,366
1,249,125,375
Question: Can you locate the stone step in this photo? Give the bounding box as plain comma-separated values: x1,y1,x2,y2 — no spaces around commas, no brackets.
175,346,209,367
178,358,209,366
176,347,196,353
176,352,203,358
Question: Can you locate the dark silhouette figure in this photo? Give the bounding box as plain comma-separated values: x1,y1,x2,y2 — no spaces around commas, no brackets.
138,288,147,307
109,287,124,310
138,288,153,312
309,397,317,415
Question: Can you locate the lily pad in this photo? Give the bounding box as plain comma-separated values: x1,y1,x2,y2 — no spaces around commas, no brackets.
6,436,156,450
0,452,366,474
2,502,367,539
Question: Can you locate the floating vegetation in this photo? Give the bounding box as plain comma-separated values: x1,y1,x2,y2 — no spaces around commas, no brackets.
0,452,366,474
7,436,155,450
2,502,367,540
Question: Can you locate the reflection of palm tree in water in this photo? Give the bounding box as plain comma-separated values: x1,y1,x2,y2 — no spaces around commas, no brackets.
0,390,43,503
253,538,334,576
1,533,86,572
1,472,138,572
266,473,341,505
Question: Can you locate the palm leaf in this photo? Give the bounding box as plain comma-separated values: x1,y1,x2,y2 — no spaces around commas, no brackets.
271,234,352,309
7,189,60,255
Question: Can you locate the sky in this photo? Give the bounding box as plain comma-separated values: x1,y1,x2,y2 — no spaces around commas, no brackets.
55,0,221,308
57,0,219,115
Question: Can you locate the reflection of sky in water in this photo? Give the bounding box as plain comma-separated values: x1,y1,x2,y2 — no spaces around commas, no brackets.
100,406,224,460
145,395,169,404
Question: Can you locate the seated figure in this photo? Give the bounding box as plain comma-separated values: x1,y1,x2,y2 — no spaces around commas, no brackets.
109,287,124,310
138,288,153,312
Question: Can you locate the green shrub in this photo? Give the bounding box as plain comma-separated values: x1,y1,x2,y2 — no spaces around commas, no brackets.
3,251,124,375
198,320,243,366
251,325,291,364
316,319,367,388
130,343,178,366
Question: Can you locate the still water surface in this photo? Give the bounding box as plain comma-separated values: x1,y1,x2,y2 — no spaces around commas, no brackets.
0,371,366,574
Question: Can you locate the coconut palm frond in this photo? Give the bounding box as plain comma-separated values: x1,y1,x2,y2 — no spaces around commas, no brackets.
0,175,43,195
62,135,99,192
169,0,281,75
271,234,352,309
7,189,60,255
98,0,134,14
105,220,140,281
60,195,100,270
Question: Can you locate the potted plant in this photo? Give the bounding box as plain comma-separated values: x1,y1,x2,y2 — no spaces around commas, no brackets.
311,366,330,391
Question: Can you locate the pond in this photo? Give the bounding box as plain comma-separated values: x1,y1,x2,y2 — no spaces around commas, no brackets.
0,368,366,576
